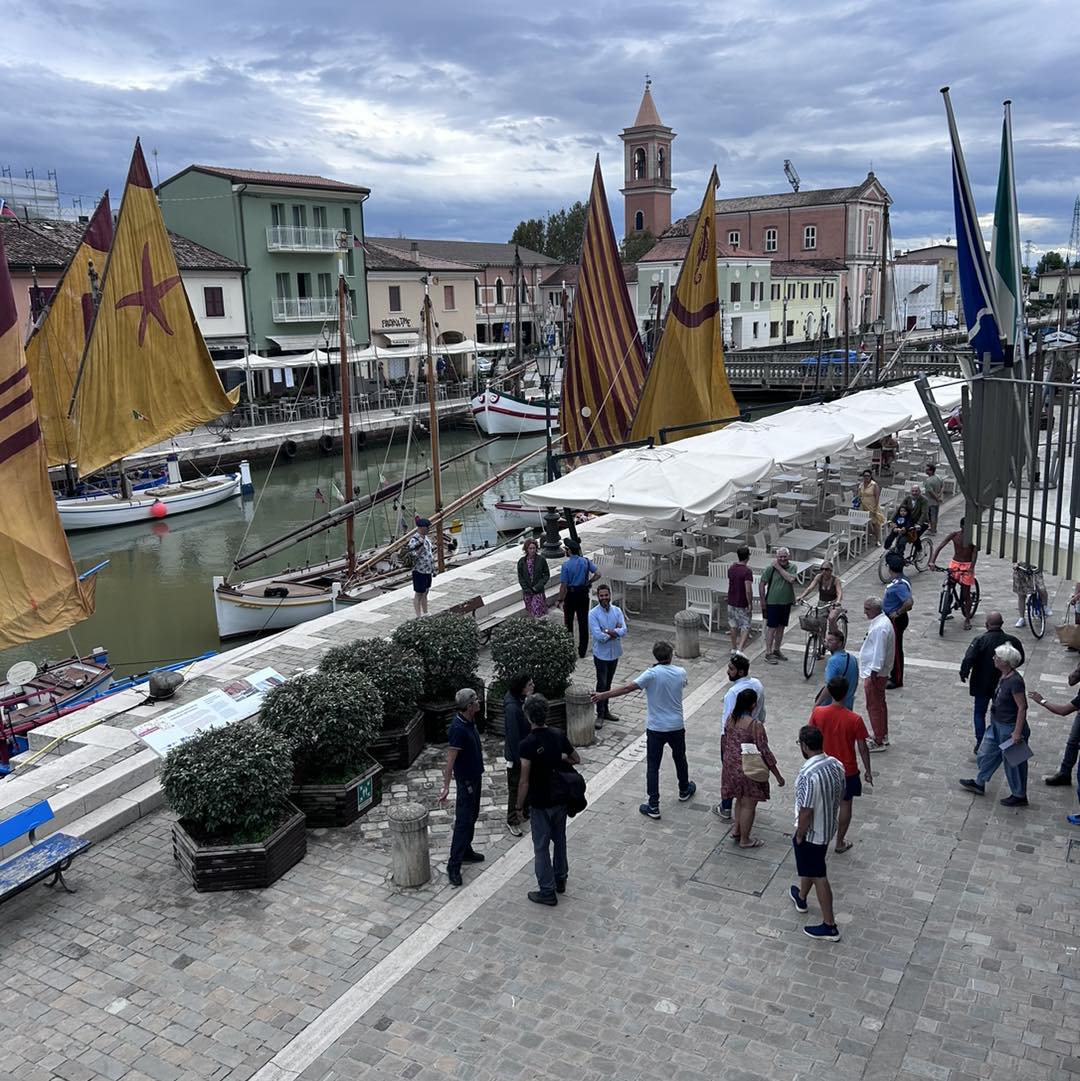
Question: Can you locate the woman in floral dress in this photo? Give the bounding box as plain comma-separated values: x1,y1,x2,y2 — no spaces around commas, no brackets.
516,538,550,617
721,688,785,848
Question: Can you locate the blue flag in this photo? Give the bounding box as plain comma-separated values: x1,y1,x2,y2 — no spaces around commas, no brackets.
942,87,1005,367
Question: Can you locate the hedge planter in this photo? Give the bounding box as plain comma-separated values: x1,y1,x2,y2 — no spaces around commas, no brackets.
290,757,384,828
172,801,306,892
369,710,426,770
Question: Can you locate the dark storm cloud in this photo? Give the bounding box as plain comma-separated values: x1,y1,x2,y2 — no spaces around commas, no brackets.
4,0,1077,255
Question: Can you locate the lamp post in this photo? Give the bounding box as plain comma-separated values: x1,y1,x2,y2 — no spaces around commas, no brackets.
536,345,563,559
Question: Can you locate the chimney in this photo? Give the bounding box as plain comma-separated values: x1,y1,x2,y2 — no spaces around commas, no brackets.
410,240,421,263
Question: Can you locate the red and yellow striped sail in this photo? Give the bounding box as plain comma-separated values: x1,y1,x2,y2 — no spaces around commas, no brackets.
25,193,113,467
0,230,95,648
72,139,239,477
559,158,648,455
630,168,739,444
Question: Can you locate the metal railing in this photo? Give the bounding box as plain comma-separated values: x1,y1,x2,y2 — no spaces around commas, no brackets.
266,225,339,252
271,296,349,322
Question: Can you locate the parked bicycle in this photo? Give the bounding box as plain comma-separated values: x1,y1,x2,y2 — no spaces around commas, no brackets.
1014,561,1048,639
877,540,926,583
798,601,848,680
929,563,981,637
204,409,237,441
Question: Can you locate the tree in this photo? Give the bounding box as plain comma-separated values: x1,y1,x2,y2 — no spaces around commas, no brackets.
1036,250,1066,276
620,229,657,264
510,218,545,254
543,201,588,263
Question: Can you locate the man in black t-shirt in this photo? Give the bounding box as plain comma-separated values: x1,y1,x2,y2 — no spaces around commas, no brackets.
516,694,580,906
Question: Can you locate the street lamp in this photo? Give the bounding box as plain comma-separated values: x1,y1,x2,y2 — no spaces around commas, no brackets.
536,345,563,559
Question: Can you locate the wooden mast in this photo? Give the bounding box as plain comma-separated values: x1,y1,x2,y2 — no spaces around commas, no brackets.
423,286,445,573
338,250,356,573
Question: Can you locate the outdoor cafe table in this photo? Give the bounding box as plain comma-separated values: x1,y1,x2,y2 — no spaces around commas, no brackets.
600,564,652,612
702,524,746,546
778,528,833,559
771,472,805,485
612,538,681,587
774,490,817,525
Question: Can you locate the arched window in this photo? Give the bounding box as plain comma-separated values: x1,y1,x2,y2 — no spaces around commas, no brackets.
495,277,504,304
634,210,645,231
657,147,665,179
474,278,481,305
633,147,646,179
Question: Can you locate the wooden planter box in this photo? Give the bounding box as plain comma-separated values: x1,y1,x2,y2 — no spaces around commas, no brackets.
421,682,485,743
290,758,383,828
172,802,307,892
486,694,567,736
369,710,425,770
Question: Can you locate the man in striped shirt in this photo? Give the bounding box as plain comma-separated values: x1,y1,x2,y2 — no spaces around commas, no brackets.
788,725,846,941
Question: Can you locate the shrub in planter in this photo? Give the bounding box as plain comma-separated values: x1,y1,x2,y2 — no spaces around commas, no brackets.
319,637,423,731
259,670,383,784
391,612,480,703
490,614,578,700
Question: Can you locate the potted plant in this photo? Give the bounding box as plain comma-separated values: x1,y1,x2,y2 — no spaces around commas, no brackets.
488,614,578,731
391,613,482,742
259,670,384,828
162,721,305,892
320,638,426,769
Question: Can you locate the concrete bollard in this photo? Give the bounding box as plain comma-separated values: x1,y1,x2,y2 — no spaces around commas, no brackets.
387,801,431,887
565,686,595,747
674,609,701,659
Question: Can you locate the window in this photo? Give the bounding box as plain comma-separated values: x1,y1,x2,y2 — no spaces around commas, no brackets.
803,224,817,250
750,281,764,302
730,282,741,302
764,227,777,253
943,269,953,286
657,146,666,179
634,210,645,231
634,147,646,179
312,206,327,229
825,282,834,299
785,319,795,337
474,279,482,305
318,272,333,298
291,205,306,228
345,249,354,276
867,219,875,252
342,207,352,233
786,283,796,300
728,230,740,249
495,277,505,304
444,284,456,310
296,273,311,299
800,283,809,299
388,285,402,312
650,283,664,305
203,286,224,317
275,272,291,299
770,283,780,301
271,203,286,227
348,289,357,317
813,282,821,299
752,321,760,340
769,320,780,337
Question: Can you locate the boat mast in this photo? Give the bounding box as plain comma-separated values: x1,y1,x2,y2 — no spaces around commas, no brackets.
423,285,445,572
514,245,523,397
338,245,356,573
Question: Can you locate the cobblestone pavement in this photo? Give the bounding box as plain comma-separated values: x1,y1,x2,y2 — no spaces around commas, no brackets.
4,504,1080,1081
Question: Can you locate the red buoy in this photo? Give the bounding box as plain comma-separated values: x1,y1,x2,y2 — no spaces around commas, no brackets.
150,500,168,519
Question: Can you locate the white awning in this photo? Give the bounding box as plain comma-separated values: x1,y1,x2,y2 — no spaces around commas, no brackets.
266,334,324,351
376,330,420,346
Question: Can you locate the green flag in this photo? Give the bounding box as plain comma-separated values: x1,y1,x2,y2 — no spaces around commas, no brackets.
991,100,1024,358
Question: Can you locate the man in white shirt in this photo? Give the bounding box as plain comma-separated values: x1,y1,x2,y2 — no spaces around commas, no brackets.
859,596,895,751
711,652,766,821
588,585,627,730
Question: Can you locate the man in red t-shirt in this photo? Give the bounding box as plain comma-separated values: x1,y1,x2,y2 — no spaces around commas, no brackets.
809,675,873,853
726,546,754,652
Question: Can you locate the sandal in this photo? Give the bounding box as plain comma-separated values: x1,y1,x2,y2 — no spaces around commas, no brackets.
739,839,765,849
835,840,853,853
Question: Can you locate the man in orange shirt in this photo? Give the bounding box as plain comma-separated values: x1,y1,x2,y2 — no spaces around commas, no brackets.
809,676,873,853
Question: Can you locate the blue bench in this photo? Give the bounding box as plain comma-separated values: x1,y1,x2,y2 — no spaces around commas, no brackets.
0,800,91,904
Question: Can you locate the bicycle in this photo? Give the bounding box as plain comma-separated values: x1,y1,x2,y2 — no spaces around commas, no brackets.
798,602,848,680
204,409,237,441
877,535,927,583
1014,561,1047,639
930,564,980,636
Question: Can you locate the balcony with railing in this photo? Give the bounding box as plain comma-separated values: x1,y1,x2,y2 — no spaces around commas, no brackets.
266,225,340,252
271,296,350,323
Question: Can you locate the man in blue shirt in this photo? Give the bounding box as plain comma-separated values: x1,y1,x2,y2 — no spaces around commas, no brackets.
557,539,599,659
882,552,914,689
438,688,486,888
588,584,627,730
590,640,697,819
821,629,859,710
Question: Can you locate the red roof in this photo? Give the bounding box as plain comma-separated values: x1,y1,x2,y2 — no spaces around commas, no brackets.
639,235,768,262
183,165,369,194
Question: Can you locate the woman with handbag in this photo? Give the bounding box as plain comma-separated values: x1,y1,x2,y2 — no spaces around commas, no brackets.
720,688,785,849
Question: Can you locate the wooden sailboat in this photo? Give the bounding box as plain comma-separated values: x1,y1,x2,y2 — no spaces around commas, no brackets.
51,140,243,530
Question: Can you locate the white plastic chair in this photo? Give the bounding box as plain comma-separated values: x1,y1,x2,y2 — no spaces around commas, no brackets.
684,585,716,633
625,554,653,606
676,531,711,574
847,510,870,554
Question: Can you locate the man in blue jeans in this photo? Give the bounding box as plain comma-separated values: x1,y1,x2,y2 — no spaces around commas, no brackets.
588,584,627,729
591,639,696,819
516,694,580,905
1028,672,1080,824
438,688,486,888
959,611,1024,754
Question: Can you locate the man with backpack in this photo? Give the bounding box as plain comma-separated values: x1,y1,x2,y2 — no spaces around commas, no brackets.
516,694,581,906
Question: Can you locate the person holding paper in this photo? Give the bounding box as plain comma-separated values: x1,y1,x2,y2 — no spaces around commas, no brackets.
959,644,1030,807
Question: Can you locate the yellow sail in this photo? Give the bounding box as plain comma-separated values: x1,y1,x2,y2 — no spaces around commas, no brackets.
72,139,239,477
630,168,739,444
0,230,95,649
24,194,114,467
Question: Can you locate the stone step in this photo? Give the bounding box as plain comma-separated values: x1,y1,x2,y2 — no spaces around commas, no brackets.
60,778,164,846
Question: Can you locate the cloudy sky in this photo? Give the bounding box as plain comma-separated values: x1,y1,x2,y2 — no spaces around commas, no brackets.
4,0,1077,258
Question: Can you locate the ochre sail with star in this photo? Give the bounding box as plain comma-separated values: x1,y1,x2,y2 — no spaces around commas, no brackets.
71,139,239,477
630,167,739,444
0,230,95,649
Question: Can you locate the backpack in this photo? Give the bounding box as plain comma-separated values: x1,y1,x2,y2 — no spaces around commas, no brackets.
550,763,588,817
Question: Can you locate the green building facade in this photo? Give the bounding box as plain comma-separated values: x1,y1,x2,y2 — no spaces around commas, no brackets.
156,166,370,355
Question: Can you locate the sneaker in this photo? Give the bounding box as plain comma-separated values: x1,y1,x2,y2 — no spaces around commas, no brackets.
711,803,733,820
1000,795,1029,807
1015,617,1027,628
528,890,557,906
1046,608,1054,617
789,885,808,913
679,781,697,802
1045,773,1071,786
958,778,985,795
594,718,605,731
639,803,661,820
507,822,523,838
606,713,622,724
1067,814,1080,826
774,649,789,661
803,922,841,941
765,653,779,665
867,739,889,753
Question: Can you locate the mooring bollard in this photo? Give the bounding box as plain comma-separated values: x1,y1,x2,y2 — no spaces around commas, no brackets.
674,608,701,659
388,801,430,887
565,685,595,747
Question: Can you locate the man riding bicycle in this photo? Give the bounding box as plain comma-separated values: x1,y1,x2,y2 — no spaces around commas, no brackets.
929,517,978,630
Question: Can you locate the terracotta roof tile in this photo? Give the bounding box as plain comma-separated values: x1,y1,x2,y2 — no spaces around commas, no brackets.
186,165,369,193
369,237,555,268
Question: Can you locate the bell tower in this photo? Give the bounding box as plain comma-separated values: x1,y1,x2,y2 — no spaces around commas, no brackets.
620,78,676,238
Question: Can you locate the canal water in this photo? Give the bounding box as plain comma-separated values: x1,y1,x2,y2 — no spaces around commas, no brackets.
2,430,548,679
